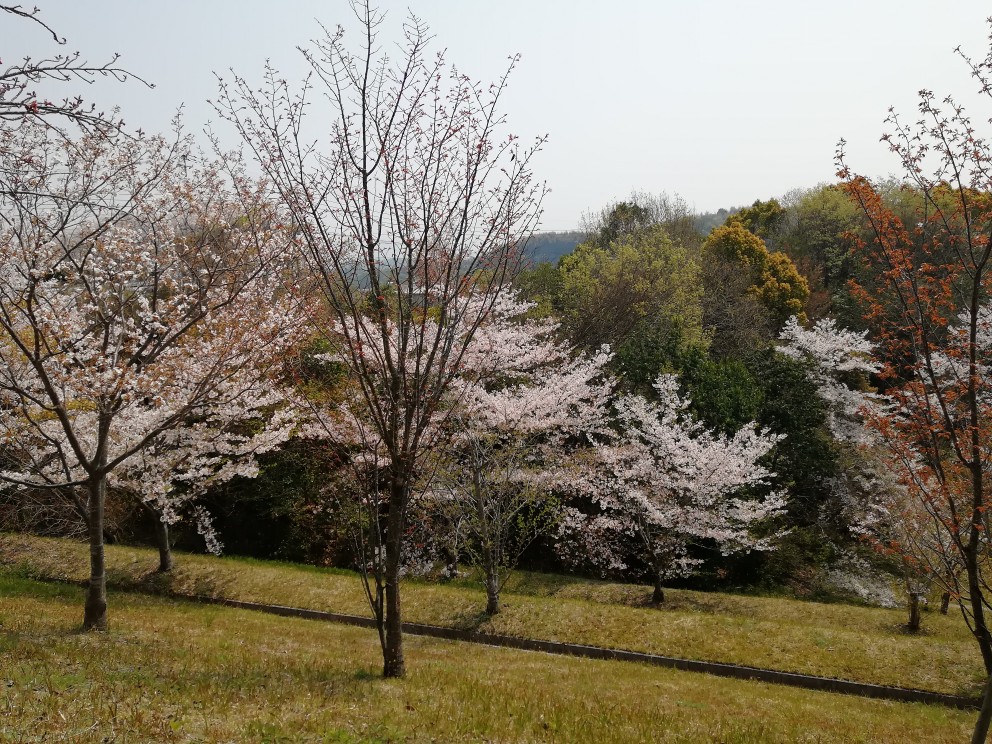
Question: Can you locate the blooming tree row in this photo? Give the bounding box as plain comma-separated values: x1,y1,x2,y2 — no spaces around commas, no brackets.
0,2,790,684
0,119,307,629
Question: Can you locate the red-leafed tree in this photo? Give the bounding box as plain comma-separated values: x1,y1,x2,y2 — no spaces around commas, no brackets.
837,21,992,741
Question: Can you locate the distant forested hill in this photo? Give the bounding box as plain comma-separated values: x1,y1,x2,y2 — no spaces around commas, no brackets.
523,231,586,265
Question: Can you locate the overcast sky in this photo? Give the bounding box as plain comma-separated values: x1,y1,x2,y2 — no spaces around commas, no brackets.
6,1,991,230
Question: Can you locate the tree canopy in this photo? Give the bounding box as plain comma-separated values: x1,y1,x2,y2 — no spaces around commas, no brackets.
703,221,809,327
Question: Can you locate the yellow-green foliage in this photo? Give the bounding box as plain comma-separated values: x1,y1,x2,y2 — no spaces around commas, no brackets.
704,221,809,325
734,198,788,239
0,573,976,743
557,224,704,349
705,220,768,269
758,251,810,322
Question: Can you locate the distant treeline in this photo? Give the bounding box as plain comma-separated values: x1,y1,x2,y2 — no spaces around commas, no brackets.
525,209,735,266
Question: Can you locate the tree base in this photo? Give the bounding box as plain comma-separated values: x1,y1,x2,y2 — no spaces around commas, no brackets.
906,592,922,633
82,604,107,632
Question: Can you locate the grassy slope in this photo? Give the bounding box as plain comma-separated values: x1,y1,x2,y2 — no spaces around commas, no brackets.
0,533,982,698
0,574,976,744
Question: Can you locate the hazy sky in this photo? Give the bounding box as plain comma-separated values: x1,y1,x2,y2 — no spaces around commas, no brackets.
6,1,991,230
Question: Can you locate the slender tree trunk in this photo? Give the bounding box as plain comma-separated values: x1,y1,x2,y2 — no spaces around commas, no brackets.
153,515,173,573
485,565,500,615
967,455,992,672
941,591,951,615
381,473,407,678
907,591,922,633
83,475,108,631
472,457,500,615
972,673,992,744
967,552,992,673
652,569,665,605
967,322,992,674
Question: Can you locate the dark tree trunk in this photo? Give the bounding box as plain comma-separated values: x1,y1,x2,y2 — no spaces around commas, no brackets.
83,476,108,631
941,591,951,615
964,527,992,674
381,474,407,679
652,575,665,605
646,543,668,605
473,459,500,615
906,591,922,633
485,568,500,615
968,559,992,674
972,673,992,744
154,515,173,573
967,359,992,674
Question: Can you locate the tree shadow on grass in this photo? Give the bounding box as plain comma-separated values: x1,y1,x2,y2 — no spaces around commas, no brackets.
448,607,492,632
115,565,235,602
888,620,936,638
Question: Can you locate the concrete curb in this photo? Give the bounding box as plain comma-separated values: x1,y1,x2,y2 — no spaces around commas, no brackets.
186,594,981,710
10,570,979,709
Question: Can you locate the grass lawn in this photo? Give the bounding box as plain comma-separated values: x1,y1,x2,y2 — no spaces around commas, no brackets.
0,532,984,699
0,573,978,743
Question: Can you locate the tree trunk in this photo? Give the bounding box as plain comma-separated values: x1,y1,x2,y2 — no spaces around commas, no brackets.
941,591,951,615
967,369,992,674
652,574,665,605
381,473,407,678
472,457,500,615
972,672,992,744
906,591,922,633
153,514,173,573
967,547,992,674
485,567,500,615
83,475,108,631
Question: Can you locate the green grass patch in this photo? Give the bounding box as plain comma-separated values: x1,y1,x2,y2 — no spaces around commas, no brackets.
0,575,978,743
0,532,983,698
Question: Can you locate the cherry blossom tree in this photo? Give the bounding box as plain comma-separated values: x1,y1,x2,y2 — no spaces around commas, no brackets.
111,386,299,572
777,316,940,625
0,119,305,630
561,375,785,603
1,376,299,573
778,316,880,445
424,296,612,614
215,2,545,677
